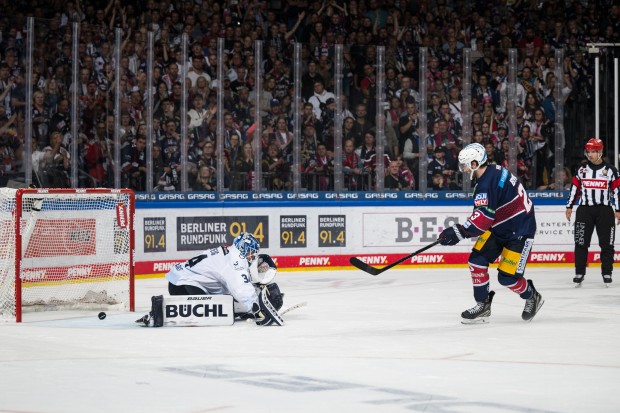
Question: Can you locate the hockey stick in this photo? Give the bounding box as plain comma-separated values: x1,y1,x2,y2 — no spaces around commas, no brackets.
280,301,307,316
349,240,441,276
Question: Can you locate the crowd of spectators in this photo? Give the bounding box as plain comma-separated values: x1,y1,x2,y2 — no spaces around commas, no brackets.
0,0,615,191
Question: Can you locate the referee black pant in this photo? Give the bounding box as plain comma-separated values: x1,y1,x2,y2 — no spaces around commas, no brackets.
574,205,616,276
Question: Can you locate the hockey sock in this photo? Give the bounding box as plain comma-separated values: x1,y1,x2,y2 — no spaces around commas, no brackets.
498,273,530,298
469,263,490,302
518,281,534,300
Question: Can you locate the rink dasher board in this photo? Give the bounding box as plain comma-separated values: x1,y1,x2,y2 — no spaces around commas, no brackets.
133,198,601,275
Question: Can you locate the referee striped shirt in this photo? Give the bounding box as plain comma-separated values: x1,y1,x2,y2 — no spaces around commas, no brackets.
566,161,620,210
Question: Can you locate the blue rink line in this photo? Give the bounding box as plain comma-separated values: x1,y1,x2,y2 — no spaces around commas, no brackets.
136,191,568,209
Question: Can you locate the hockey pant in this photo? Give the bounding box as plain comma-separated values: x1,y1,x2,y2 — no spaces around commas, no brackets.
468,231,535,302
168,282,207,295
574,205,615,276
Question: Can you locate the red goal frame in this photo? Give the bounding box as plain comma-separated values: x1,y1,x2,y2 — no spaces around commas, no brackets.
11,188,135,322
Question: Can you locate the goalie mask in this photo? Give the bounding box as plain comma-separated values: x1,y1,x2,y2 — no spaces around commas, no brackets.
233,232,260,263
458,143,487,179
249,254,277,285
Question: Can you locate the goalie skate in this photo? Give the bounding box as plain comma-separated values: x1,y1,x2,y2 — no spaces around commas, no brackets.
461,291,495,324
135,314,151,327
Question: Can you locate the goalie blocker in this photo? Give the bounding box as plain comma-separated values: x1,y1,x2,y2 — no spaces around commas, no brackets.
254,284,284,326
138,284,284,327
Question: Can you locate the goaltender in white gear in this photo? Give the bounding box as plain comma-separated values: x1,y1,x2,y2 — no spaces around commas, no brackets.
143,232,284,327
166,240,257,314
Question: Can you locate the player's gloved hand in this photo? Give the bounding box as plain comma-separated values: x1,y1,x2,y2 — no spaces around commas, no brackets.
265,283,284,310
252,283,284,310
438,224,467,246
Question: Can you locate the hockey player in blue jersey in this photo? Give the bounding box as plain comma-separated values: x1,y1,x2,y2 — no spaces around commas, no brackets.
438,143,544,323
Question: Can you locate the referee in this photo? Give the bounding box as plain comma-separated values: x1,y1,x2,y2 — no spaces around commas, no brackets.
566,138,620,286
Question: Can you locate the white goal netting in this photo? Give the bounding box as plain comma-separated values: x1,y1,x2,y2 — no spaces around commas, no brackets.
0,188,134,322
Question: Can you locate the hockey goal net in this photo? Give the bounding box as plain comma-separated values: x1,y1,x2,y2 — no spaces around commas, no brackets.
0,188,135,322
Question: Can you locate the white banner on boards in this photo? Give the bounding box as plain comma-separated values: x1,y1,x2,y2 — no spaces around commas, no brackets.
163,295,234,326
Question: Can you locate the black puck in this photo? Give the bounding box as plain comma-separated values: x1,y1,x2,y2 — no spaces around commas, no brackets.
98,312,107,320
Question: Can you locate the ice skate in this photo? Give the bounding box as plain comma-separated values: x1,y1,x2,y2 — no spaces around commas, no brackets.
573,274,584,287
135,314,151,326
603,274,612,287
461,291,495,324
522,280,544,322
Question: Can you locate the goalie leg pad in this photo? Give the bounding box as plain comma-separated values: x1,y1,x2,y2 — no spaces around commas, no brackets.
164,295,234,326
255,286,284,326
151,295,164,327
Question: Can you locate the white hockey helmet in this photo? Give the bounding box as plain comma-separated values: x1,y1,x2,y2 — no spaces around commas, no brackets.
458,143,487,179
249,254,277,285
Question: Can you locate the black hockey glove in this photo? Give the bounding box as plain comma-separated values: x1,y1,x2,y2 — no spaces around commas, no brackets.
265,283,284,311
439,224,468,246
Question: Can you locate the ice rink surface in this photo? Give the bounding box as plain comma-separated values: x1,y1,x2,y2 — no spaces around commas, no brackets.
1,266,619,413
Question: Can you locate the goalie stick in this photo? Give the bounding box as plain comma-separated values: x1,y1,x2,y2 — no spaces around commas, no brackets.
280,301,307,316
244,301,307,323
349,240,441,276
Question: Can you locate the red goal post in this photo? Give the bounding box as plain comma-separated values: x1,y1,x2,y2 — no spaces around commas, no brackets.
0,188,135,322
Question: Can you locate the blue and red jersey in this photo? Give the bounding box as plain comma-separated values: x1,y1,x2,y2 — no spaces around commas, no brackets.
463,165,537,241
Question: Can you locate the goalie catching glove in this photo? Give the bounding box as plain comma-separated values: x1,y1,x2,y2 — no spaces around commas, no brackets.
254,284,284,326
438,224,469,246
249,254,277,285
